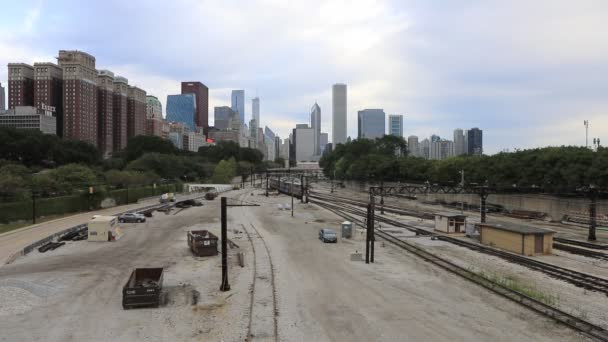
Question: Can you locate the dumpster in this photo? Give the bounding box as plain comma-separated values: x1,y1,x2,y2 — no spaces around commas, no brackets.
188,230,219,257
122,268,164,309
341,221,353,238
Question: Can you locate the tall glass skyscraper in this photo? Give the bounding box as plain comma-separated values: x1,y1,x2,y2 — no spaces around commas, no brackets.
388,114,403,137
310,102,321,155
332,84,347,145
166,94,197,131
357,109,385,140
231,90,245,126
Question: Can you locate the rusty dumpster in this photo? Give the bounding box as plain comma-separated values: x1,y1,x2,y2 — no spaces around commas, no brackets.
188,230,219,257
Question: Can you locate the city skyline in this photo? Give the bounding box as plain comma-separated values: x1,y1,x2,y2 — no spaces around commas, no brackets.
1,1,607,154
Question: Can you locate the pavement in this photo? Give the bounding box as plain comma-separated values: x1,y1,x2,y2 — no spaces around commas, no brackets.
0,192,205,266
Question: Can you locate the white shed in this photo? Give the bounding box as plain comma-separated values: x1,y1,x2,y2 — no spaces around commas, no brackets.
434,213,467,234
88,215,122,242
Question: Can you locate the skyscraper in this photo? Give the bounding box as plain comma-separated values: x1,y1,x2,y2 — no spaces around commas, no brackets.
34,62,63,136
388,114,403,137
310,102,321,155
467,127,483,156
181,82,208,130
293,124,315,162
332,83,347,145
0,82,5,110
320,132,328,154
127,86,147,139
166,94,197,131
252,97,260,125
231,90,245,126
113,76,129,152
97,70,114,158
146,95,163,119
357,109,385,140
453,128,465,156
420,138,430,159
7,63,35,109
57,50,98,146
408,135,419,157
214,106,236,130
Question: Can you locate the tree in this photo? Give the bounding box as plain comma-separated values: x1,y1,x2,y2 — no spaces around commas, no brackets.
124,135,178,161
211,158,237,184
49,164,97,193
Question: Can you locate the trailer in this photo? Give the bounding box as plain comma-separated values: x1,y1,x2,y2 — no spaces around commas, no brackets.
122,268,164,309
187,230,219,257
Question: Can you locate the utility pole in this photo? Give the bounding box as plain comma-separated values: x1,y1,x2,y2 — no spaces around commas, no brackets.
588,187,597,241
460,169,465,214
479,186,488,223
220,197,230,291
300,174,304,203
584,120,589,148
380,179,385,215
32,191,36,224
365,202,371,264
291,181,294,217
265,172,269,197
331,169,335,193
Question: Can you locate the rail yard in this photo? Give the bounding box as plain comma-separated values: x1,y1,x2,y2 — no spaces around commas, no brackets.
0,180,607,341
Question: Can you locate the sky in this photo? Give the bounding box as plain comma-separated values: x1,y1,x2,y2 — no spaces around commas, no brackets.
1,0,607,154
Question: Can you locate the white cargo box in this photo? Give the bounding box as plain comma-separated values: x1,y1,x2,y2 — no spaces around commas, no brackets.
88,215,123,242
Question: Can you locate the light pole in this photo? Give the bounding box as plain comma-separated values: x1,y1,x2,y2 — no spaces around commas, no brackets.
584,120,589,148
459,169,465,214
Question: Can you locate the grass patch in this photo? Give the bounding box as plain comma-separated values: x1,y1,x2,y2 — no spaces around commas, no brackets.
475,270,559,306
0,214,73,235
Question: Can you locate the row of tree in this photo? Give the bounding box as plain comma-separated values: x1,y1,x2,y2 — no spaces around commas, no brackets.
0,128,276,200
320,136,608,191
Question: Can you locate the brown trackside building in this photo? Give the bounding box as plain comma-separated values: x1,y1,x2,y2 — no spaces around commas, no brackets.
57,50,98,146
97,70,114,158
7,63,35,109
476,223,554,256
112,76,129,152
181,81,208,132
127,86,147,139
34,62,63,137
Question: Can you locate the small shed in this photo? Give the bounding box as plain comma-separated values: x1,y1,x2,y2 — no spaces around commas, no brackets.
88,215,122,242
434,212,467,233
476,223,554,256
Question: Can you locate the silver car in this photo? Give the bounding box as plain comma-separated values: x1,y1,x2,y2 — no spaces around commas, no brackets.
118,212,146,223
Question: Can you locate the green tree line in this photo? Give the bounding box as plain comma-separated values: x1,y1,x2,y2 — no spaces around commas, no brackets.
320,136,608,191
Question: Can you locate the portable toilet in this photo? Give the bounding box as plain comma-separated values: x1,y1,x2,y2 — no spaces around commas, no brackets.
341,221,353,238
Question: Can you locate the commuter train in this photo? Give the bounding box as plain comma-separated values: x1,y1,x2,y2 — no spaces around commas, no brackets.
269,177,304,199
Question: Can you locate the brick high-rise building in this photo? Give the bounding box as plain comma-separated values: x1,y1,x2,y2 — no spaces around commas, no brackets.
181,81,208,131
34,62,63,136
57,50,98,146
112,76,129,152
127,86,147,139
97,70,114,158
7,63,35,109
0,82,5,110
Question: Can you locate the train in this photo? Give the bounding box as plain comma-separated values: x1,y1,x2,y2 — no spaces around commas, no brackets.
269,177,304,199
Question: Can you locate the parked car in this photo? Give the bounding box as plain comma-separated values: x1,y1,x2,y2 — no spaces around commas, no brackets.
118,212,146,223
318,229,337,243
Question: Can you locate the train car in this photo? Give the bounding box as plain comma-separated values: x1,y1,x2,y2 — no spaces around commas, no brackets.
269,177,303,199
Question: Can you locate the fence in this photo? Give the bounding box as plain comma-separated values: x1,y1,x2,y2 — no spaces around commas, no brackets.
0,183,182,224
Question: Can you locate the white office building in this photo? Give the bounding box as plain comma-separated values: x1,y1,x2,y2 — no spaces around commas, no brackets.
388,114,403,137
408,135,419,157
453,128,466,156
332,83,347,145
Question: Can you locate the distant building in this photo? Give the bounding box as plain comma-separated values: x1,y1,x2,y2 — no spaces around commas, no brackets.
0,106,56,134
146,95,163,119
310,102,321,155
388,114,403,137
252,97,260,126
112,76,129,152
34,62,63,137
127,86,147,139
408,135,419,157
7,63,35,109
57,50,98,146
168,131,183,149
420,138,430,159
183,131,206,152
97,70,115,158
431,134,441,143
146,117,166,138
231,90,245,127
467,128,483,156
181,81,208,131
0,82,5,110
430,139,455,160
357,109,385,140
332,83,347,145
208,128,240,145
293,124,315,162
320,132,328,154
166,94,197,131
453,129,466,156
214,106,236,130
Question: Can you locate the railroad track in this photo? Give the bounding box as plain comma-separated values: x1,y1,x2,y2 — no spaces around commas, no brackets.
241,221,279,342
309,195,608,296
311,199,608,341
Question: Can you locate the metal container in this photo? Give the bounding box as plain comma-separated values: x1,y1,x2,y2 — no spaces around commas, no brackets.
341,221,353,238
188,230,219,257
122,268,164,309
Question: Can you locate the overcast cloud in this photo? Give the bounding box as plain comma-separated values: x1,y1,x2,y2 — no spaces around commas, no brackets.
1,0,607,153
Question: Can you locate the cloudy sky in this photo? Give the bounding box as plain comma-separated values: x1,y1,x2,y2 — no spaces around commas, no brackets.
1,0,607,153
